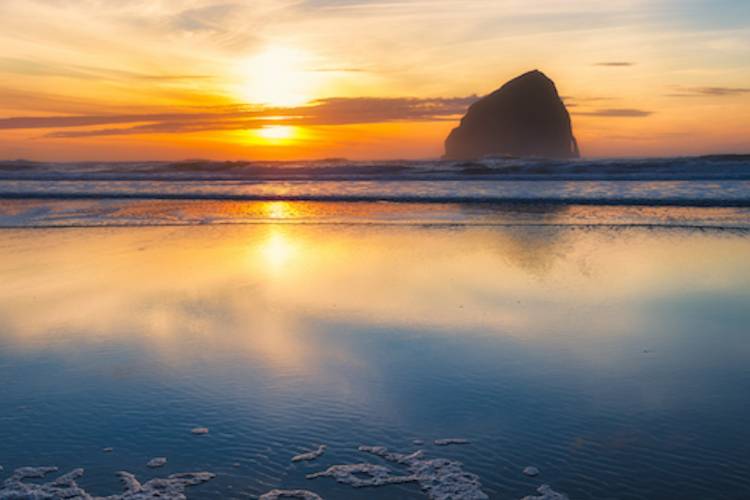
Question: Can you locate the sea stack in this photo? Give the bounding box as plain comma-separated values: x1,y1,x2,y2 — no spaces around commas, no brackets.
444,70,579,160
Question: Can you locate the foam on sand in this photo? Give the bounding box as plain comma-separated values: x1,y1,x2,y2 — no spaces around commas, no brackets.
0,466,214,499
292,445,327,462
521,484,569,500
259,489,324,499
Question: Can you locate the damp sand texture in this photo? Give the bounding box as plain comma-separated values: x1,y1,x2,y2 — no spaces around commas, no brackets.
1,215,750,499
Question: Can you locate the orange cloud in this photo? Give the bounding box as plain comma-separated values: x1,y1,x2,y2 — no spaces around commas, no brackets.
0,97,477,138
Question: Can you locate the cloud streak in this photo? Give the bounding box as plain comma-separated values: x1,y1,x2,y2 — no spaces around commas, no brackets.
573,108,652,117
0,57,211,82
0,96,477,138
668,87,750,97
594,62,635,67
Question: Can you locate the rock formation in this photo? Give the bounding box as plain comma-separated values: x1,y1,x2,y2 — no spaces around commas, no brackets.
444,70,579,160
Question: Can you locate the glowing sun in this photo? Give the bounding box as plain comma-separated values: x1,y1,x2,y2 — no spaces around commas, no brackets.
239,46,317,107
250,125,299,145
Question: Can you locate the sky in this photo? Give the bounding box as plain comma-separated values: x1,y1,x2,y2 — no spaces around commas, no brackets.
0,0,748,161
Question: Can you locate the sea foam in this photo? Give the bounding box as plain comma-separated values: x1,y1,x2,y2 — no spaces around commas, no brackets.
0,466,214,499
291,444,327,462
306,445,488,499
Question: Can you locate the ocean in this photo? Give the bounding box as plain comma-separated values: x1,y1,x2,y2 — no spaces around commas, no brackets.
1,156,749,499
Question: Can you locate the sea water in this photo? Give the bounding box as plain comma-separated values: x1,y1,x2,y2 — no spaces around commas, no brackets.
1,157,749,499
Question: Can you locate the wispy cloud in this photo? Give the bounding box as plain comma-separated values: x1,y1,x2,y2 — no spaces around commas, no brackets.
0,112,233,130
169,3,243,34
562,95,613,108
309,67,367,73
0,96,477,138
573,108,652,117
0,57,211,82
667,86,750,97
593,62,635,67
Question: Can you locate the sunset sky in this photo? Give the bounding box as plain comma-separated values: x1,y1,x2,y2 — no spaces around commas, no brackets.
1,0,748,161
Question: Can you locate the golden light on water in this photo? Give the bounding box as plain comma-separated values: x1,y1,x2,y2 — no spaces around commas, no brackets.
263,201,296,219
258,229,297,271
4,219,750,352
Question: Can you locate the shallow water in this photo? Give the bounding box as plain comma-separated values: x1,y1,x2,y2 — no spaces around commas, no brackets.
1,203,750,499
2,179,750,207
2,156,750,209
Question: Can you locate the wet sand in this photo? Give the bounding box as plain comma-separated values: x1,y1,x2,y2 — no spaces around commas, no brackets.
1,205,749,499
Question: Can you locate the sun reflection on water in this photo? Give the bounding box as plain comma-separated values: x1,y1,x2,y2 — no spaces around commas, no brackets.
257,229,297,271
2,218,750,362
263,201,296,220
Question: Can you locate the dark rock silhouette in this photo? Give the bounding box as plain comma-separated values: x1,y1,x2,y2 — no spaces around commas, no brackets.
444,70,579,160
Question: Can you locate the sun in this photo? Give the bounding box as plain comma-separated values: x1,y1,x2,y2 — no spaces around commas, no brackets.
249,125,300,145
238,46,317,107
256,125,295,141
